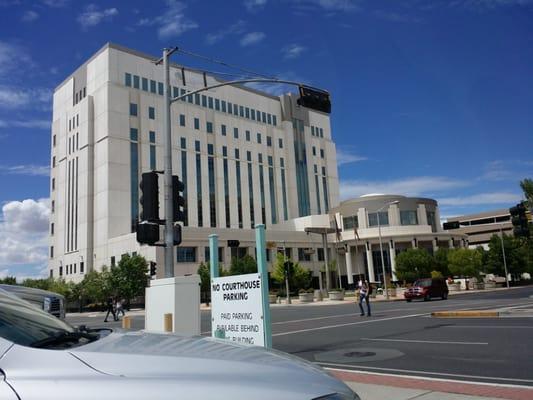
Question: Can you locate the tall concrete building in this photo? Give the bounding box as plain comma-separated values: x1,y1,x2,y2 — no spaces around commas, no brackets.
48,43,339,282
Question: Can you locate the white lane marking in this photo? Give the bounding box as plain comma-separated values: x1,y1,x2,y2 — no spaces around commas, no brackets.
321,365,533,389
360,338,488,345
443,325,533,329
272,313,429,336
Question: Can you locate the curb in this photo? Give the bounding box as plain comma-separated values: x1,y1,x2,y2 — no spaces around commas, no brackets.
432,310,499,318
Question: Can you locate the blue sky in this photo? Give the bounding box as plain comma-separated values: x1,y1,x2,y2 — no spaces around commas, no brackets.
0,0,532,279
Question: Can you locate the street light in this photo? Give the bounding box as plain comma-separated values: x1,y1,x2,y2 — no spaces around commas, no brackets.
498,224,510,289
375,200,400,300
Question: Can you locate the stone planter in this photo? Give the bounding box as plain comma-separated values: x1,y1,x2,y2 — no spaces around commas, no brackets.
269,294,277,304
314,290,323,302
298,293,314,303
387,288,397,297
484,282,496,289
448,283,461,292
328,291,344,301
473,282,485,290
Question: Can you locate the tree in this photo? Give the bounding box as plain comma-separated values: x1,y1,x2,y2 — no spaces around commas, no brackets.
110,254,149,306
81,268,112,305
0,276,17,285
271,253,312,291
448,248,483,278
395,248,433,283
520,178,533,210
229,254,257,275
486,233,529,278
432,248,451,277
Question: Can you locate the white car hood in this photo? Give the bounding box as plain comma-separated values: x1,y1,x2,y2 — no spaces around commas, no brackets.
71,330,350,398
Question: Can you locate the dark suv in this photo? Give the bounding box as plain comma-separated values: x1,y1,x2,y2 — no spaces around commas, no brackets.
404,278,448,302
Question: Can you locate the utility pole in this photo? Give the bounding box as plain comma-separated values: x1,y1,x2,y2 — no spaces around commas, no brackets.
499,225,510,288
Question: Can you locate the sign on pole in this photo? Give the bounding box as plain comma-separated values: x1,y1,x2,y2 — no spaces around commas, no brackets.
211,273,265,346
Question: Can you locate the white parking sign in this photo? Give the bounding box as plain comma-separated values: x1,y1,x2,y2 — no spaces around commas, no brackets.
211,273,265,346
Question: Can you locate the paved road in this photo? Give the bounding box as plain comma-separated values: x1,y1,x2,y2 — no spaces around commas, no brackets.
66,286,533,386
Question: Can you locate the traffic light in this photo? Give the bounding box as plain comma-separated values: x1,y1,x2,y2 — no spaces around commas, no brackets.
172,175,186,222
149,261,157,277
510,203,530,238
140,172,159,222
443,221,460,230
136,222,160,245
296,85,331,114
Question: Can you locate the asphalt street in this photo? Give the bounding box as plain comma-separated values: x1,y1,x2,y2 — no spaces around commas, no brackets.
66,286,533,386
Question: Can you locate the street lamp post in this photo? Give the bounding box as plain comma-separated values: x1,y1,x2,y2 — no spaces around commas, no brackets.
498,225,510,289
376,200,399,300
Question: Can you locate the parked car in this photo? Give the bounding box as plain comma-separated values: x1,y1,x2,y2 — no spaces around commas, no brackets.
404,278,448,302
0,288,359,400
0,284,65,319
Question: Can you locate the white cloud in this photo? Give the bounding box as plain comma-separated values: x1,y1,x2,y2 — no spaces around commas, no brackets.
291,0,361,12
0,40,33,77
336,149,367,165
282,44,307,59
0,119,50,129
138,0,198,39
240,32,266,47
0,164,50,177
439,192,523,206
21,10,39,22
0,198,50,269
77,4,118,30
244,0,267,12
41,0,69,7
205,20,246,45
339,176,468,200
0,86,51,109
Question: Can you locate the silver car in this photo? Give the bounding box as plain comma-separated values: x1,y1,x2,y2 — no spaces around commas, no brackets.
0,289,359,400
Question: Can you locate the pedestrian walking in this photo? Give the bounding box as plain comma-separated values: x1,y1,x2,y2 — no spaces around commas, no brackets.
358,280,371,317
104,296,117,322
116,298,126,318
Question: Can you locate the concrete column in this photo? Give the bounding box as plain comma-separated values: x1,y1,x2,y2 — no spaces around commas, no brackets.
432,238,439,253
449,238,454,248
345,245,354,285
389,241,397,281
366,242,375,282
412,238,417,248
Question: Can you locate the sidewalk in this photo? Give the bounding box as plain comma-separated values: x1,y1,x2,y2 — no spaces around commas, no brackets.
331,369,533,400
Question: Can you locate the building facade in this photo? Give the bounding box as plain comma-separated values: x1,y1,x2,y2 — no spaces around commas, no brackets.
48,43,339,282
330,195,466,284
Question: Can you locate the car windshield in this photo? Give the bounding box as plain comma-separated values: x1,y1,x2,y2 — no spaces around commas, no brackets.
414,279,432,287
0,289,75,347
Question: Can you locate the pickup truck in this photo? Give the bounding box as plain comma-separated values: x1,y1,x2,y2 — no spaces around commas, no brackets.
0,284,65,319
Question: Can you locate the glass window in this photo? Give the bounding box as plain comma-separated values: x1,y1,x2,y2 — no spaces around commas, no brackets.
202,95,207,107
400,210,418,226
130,128,138,141
228,102,233,114
194,118,200,130
125,73,132,87
215,99,220,110
179,114,186,127
251,109,256,120
149,131,156,143
246,130,250,141
268,156,273,166
317,248,325,261
158,82,164,95
195,93,200,105
298,248,311,262
150,145,156,170
343,216,359,230
176,247,196,263
235,149,240,159
234,127,239,139
257,133,261,144
427,211,437,232
272,115,277,126
320,149,324,158
173,86,179,97
247,151,252,162
150,80,156,93
180,137,186,149
204,247,224,263
208,144,214,155
267,136,272,147
262,112,266,123
320,128,324,137
222,146,227,157
221,100,226,112
245,107,250,119
133,75,140,89
279,138,283,148
149,106,155,120
258,153,263,163
312,146,316,156
239,106,244,117
129,103,138,116
311,126,315,136
221,124,227,136
280,157,284,168
233,104,238,115
142,77,148,91
368,211,389,227
267,114,272,125
195,140,201,152
206,121,213,133
208,96,213,109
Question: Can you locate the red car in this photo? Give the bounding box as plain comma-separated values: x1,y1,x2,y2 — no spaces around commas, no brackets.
404,278,449,302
